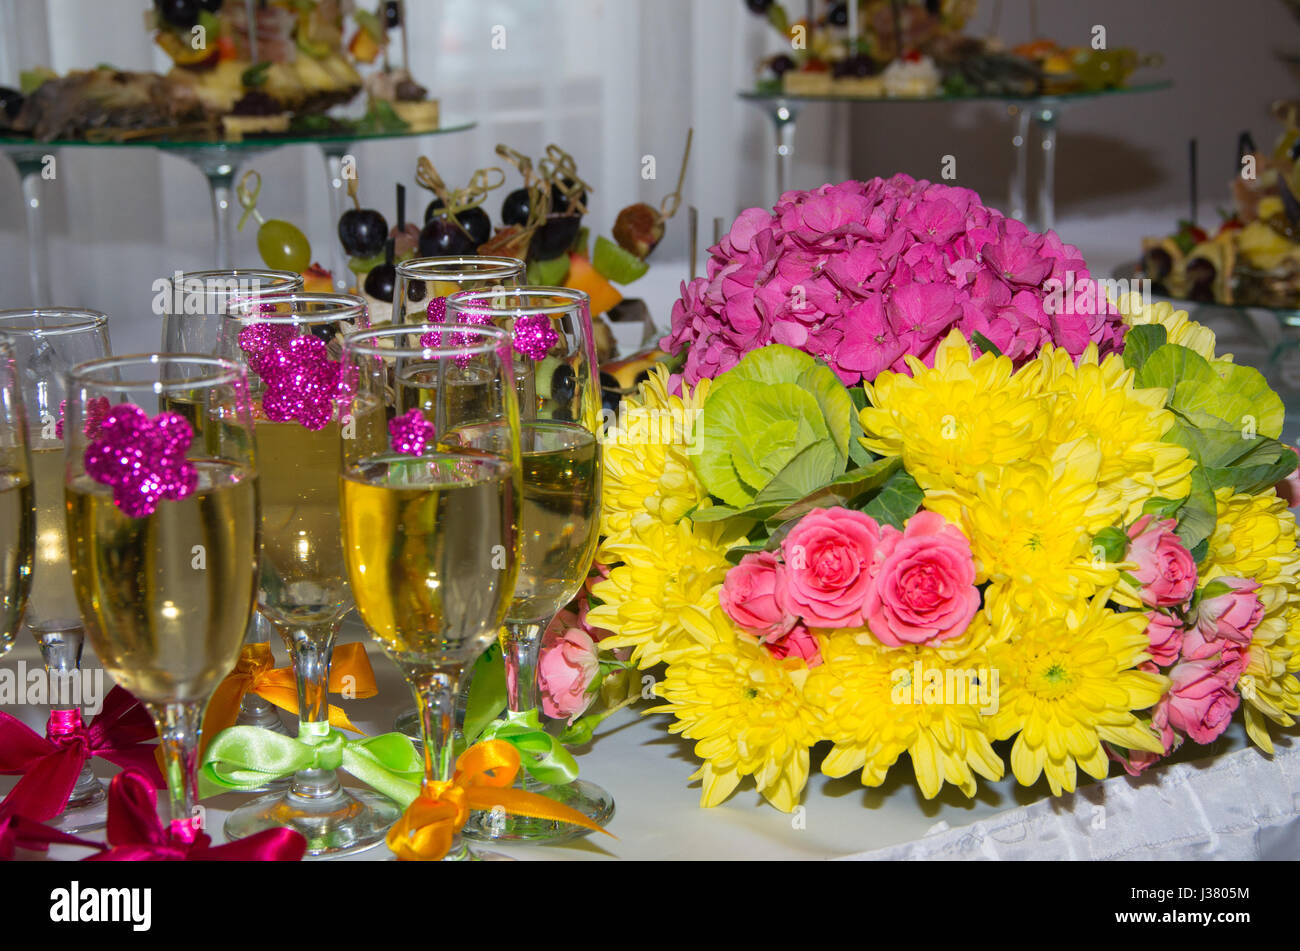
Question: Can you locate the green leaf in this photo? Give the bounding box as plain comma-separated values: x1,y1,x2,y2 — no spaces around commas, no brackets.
970,331,1002,357
1175,467,1217,554
753,439,842,505
713,344,815,390
796,362,854,469
1201,436,1300,495
1122,324,1168,372
1135,343,1217,393
240,61,272,88
690,501,786,523
693,380,829,507
768,455,902,523
1172,361,1285,441
1141,496,1184,520
862,469,924,529
1091,526,1129,564
462,643,507,745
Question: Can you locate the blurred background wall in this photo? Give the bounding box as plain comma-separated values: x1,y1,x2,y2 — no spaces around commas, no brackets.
0,0,1292,354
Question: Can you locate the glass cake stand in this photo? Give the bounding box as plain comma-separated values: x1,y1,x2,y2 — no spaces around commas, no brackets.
738,81,1173,230
0,118,476,302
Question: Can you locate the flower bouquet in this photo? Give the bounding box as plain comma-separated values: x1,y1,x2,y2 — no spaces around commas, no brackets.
586,173,1300,811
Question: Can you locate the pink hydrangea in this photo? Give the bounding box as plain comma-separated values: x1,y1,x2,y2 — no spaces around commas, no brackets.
663,174,1126,386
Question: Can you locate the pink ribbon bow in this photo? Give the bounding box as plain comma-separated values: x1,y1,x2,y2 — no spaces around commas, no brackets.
83,770,306,862
0,800,105,860
0,685,165,822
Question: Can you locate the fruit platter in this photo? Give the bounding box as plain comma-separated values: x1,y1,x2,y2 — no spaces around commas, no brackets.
0,0,440,144
746,0,1161,100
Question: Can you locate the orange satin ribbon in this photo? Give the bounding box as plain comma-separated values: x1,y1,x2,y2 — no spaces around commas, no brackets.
387,740,614,861
201,642,378,753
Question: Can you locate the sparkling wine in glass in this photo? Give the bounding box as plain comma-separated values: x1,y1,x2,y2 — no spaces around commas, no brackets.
444,287,614,844
0,309,111,831
386,253,525,740
219,292,399,856
63,354,259,842
339,323,521,861
159,267,303,736
0,339,34,661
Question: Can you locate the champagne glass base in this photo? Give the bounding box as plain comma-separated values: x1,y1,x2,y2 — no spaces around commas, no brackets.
223,782,401,857
461,778,614,844
47,780,108,835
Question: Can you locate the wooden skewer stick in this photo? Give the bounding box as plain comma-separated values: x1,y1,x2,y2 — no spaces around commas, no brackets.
689,206,699,281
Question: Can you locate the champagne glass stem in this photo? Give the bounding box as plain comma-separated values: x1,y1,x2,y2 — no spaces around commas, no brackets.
281,620,341,798
145,699,204,842
502,619,546,714
410,663,466,860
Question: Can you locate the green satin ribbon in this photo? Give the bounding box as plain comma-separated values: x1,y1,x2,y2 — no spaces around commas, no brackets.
198,726,424,808
476,709,579,786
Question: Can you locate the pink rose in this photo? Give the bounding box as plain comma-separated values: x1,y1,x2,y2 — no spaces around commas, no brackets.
1164,655,1243,745
1185,577,1262,660
779,508,882,628
864,510,979,647
1111,667,1182,776
765,625,822,668
537,627,600,723
1126,515,1197,608
1144,611,1185,667
719,551,797,641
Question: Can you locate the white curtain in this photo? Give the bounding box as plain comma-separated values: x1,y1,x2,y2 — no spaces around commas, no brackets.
0,0,850,354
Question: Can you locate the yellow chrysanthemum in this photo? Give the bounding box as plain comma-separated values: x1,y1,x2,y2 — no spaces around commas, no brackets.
859,330,1047,501
1239,583,1300,753
652,606,822,812
1201,488,1300,588
586,516,736,668
809,634,1004,799
599,365,711,547
928,446,1120,612
1033,344,1195,522
986,596,1167,796
1115,291,1231,363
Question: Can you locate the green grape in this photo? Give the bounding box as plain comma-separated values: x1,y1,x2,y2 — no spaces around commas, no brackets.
257,219,311,272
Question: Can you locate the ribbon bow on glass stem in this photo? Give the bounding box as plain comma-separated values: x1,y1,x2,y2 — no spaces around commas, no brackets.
0,685,164,823
84,770,306,862
387,740,611,861
200,642,378,751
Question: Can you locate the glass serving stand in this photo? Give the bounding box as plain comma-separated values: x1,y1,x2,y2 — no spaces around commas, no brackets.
738,81,1172,229
0,118,476,302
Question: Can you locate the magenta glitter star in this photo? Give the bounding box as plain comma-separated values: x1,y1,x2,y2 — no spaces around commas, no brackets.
388,408,435,456
83,404,198,518
426,296,447,323
513,314,558,361
55,396,111,440
239,325,341,431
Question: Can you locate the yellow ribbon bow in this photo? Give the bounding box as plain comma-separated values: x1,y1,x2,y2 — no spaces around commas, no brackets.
201,642,378,752
386,740,613,861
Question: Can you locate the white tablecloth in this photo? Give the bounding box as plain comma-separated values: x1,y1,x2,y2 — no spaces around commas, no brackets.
4,620,1298,861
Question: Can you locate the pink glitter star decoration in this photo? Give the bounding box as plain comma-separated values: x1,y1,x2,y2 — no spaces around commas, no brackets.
55,396,111,440
513,315,558,361
388,408,435,456
425,297,447,323
238,324,342,431
83,404,198,518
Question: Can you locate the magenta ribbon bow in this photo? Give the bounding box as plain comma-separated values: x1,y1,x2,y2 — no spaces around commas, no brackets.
0,800,104,860
84,770,306,862
0,685,165,822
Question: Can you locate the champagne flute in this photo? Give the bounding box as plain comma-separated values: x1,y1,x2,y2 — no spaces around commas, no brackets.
391,256,526,328
389,255,525,738
444,287,613,844
220,292,399,856
339,323,521,861
159,268,302,736
0,309,110,832
64,354,259,842
0,339,34,661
